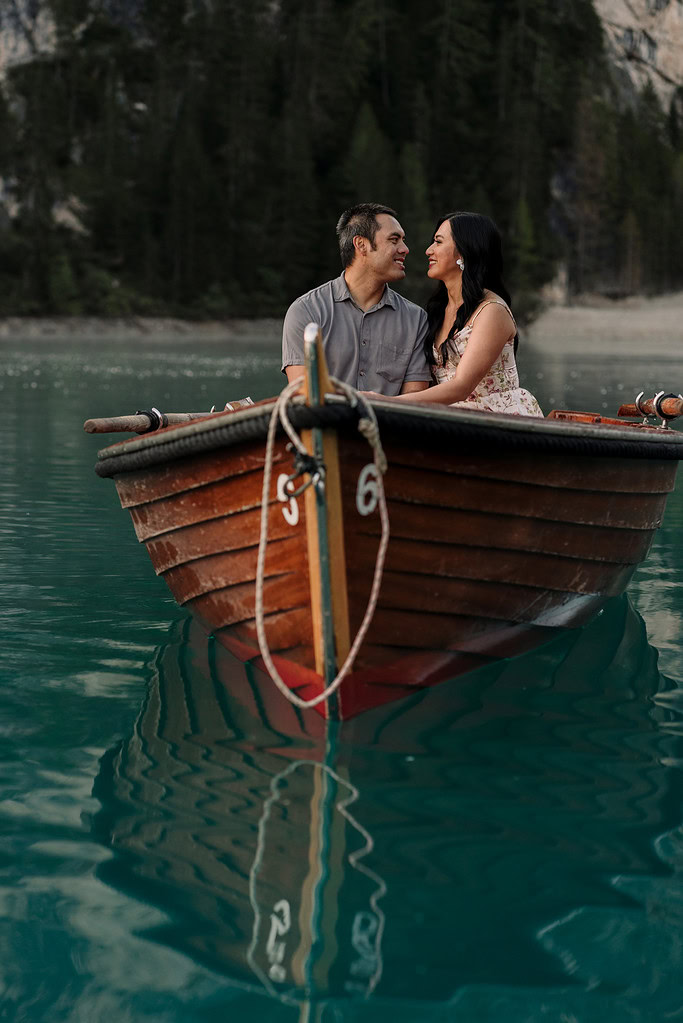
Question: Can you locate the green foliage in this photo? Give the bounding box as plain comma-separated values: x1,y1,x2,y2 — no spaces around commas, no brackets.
341,103,396,205
80,266,134,316
48,251,81,314
0,0,679,317
508,195,543,322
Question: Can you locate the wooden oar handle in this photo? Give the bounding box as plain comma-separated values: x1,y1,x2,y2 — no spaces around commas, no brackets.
83,411,212,434
618,394,683,420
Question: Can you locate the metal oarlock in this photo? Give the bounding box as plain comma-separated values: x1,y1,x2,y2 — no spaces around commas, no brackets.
653,391,682,427
618,391,683,427
634,391,648,422
135,407,168,431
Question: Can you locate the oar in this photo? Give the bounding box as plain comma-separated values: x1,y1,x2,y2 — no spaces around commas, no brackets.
83,411,218,434
618,393,683,421
84,397,256,434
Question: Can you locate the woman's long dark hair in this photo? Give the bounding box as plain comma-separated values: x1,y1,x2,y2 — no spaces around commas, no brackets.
424,212,517,367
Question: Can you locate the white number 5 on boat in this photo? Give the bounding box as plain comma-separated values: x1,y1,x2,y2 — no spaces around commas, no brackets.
276,473,299,526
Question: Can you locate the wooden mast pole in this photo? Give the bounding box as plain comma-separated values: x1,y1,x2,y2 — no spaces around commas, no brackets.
301,324,350,713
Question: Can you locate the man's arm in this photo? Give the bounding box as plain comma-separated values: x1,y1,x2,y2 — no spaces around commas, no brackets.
281,298,312,376
400,380,430,394
399,310,431,394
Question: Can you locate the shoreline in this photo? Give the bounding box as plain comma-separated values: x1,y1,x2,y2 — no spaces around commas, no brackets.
0,316,284,343
0,291,681,350
525,290,683,356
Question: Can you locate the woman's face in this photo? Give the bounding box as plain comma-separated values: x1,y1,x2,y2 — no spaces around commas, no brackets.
426,220,461,282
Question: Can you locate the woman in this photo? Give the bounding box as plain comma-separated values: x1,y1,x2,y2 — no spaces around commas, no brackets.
371,212,543,416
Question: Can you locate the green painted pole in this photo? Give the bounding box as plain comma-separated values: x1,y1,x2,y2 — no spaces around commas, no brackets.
303,332,339,710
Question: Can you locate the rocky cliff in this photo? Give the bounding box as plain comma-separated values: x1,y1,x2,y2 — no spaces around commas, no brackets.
1,2,681,108
593,0,683,106
0,3,55,80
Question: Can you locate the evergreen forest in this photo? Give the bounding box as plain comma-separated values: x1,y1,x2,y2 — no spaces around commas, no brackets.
1,0,682,320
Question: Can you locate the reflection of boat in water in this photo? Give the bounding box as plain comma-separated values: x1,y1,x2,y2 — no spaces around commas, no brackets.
91,595,682,1013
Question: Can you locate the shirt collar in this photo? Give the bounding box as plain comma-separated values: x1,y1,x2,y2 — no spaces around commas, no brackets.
333,272,397,310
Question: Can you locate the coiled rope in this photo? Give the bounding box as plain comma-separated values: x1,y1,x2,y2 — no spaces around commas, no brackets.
254,377,389,709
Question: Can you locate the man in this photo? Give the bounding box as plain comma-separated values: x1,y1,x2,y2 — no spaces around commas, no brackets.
281,203,431,395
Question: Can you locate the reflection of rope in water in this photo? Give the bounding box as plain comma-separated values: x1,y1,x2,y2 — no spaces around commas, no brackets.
330,767,387,997
246,759,387,1006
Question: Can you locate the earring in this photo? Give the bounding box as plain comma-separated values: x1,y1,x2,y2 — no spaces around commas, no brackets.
456,258,464,271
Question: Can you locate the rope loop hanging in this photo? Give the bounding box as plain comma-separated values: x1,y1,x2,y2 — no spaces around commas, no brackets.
254,377,389,710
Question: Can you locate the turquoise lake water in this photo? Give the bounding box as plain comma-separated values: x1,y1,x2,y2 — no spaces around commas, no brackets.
1,331,682,1022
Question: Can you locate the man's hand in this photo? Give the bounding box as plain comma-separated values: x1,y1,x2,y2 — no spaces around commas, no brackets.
399,380,430,394
285,365,305,384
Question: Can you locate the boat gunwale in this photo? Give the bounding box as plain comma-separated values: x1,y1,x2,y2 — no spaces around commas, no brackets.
95,395,683,478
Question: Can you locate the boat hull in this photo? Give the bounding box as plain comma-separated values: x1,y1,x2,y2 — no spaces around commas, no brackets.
97,401,681,719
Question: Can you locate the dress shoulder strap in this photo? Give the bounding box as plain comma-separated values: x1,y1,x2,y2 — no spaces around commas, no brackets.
468,298,516,330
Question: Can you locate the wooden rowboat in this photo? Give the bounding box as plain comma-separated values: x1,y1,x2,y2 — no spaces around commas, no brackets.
88,327,683,720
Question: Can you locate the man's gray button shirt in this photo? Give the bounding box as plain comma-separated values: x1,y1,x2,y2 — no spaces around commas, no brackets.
281,273,431,396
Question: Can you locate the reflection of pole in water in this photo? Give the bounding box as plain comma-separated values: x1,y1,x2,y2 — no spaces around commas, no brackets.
247,721,386,1011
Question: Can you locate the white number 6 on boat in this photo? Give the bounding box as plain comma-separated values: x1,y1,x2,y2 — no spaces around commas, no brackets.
356,464,379,516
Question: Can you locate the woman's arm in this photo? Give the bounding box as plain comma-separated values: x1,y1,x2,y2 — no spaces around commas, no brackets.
372,303,514,404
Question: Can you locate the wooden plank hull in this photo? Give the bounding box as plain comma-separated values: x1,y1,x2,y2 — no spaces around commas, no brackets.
95,399,682,720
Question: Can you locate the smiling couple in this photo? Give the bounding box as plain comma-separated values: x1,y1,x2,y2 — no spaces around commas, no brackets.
281,202,543,417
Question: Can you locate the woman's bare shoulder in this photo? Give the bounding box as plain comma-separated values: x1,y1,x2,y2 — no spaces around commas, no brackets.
469,293,513,325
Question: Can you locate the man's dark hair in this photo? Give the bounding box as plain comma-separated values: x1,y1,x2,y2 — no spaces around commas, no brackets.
335,203,397,268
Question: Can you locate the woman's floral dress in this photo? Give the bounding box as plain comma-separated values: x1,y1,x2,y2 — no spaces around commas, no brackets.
432,299,544,417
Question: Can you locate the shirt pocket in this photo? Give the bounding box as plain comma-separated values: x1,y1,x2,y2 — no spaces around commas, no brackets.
375,340,412,383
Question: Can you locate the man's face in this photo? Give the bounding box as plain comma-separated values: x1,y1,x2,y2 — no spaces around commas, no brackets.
364,214,409,282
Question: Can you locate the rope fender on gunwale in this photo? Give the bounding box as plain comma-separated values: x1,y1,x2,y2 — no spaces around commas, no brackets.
95,401,683,478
